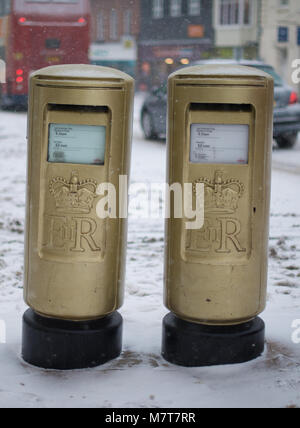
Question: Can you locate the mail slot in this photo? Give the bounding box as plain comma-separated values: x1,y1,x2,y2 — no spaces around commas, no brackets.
162,65,274,367
22,65,134,370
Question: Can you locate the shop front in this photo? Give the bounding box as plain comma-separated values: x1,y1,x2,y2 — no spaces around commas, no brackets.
90,37,137,78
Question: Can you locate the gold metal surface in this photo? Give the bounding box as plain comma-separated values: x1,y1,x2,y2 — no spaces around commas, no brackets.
24,65,134,321
165,65,274,325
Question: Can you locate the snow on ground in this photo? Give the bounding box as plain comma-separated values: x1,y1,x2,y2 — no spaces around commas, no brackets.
0,95,299,408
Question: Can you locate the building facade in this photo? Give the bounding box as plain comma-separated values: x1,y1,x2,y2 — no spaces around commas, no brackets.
213,0,260,60
138,0,214,90
89,0,140,77
260,0,300,91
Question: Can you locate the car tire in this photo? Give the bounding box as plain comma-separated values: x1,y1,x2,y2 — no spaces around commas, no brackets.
276,132,298,149
142,110,158,140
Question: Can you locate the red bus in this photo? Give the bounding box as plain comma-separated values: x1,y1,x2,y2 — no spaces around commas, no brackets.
0,0,91,109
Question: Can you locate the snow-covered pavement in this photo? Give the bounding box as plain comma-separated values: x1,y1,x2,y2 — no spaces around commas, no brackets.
0,97,299,408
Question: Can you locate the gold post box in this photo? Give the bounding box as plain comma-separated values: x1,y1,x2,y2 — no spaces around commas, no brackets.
162,65,274,367
22,65,134,370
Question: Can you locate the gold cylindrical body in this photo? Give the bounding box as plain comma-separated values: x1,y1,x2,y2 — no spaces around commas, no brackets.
24,65,134,321
165,65,274,325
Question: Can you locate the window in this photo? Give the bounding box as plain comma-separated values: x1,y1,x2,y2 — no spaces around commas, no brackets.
110,9,118,41
220,0,240,25
124,9,132,35
243,0,250,24
219,0,252,26
153,0,164,19
188,0,201,16
97,13,104,41
170,0,182,17
278,26,289,42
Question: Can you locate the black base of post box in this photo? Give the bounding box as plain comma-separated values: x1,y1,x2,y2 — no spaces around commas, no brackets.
162,312,265,367
22,309,123,370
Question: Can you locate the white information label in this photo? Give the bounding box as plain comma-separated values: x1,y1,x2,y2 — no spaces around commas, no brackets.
190,124,249,165
48,124,106,165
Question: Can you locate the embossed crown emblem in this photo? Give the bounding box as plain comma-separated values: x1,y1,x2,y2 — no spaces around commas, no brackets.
49,171,98,214
193,170,244,214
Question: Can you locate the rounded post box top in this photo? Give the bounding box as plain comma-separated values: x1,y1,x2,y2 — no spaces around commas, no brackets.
30,64,134,83
169,64,274,82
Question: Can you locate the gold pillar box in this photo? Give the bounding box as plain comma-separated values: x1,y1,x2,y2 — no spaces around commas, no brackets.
162,65,274,367
22,65,134,370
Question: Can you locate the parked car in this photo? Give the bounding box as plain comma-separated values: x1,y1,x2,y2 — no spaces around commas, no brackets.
141,60,300,148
